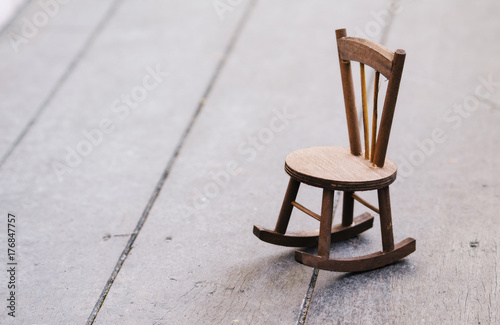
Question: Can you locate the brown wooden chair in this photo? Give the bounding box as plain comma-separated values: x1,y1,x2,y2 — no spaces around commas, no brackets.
253,28,415,272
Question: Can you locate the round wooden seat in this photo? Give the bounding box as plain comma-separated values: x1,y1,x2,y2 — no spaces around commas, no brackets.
285,146,397,191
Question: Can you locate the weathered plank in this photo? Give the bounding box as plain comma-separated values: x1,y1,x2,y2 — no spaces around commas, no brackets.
94,0,403,323
0,0,248,323
0,0,116,161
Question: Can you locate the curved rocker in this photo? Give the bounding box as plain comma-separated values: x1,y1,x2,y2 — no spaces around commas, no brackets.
253,213,374,247
295,237,416,272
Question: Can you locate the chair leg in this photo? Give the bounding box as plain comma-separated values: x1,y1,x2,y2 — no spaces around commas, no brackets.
254,180,372,248
274,178,300,234
296,185,415,272
342,191,354,227
318,189,335,258
377,186,395,252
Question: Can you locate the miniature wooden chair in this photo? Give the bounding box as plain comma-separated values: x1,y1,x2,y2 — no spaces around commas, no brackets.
253,28,415,272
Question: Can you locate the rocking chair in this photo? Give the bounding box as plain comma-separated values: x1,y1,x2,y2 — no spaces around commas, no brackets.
253,28,416,272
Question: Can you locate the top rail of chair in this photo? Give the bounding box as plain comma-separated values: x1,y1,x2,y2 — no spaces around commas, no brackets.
337,37,399,78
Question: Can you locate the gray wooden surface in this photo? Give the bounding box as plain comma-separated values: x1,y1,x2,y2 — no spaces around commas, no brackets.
0,0,499,324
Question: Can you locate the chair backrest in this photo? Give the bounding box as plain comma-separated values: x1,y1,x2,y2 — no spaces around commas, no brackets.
335,28,405,168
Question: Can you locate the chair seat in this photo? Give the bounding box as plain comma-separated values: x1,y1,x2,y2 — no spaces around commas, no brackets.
285,146,397,191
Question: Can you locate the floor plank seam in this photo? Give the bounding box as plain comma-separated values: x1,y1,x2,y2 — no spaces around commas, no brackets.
196,0,258,104
85,1,259,324
297,268,319,325
0,0,124,169
296,192,341,324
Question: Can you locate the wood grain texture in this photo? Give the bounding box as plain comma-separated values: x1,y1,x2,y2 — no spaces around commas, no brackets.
335,28,363,156
274,178,300,233
378,186,395,252
285,146,397,191
342,191,355,227
318,189,335,257
360,63,370,159
291,200,321,221
372,49,406,167
337,37,394,78
371,71,380,163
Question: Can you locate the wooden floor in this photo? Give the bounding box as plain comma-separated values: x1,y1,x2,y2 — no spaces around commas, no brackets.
0,0,499,324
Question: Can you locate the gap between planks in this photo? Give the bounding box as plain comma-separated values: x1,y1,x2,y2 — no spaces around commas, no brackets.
86,0,259,324
296,191,341,325
0,0,125,169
